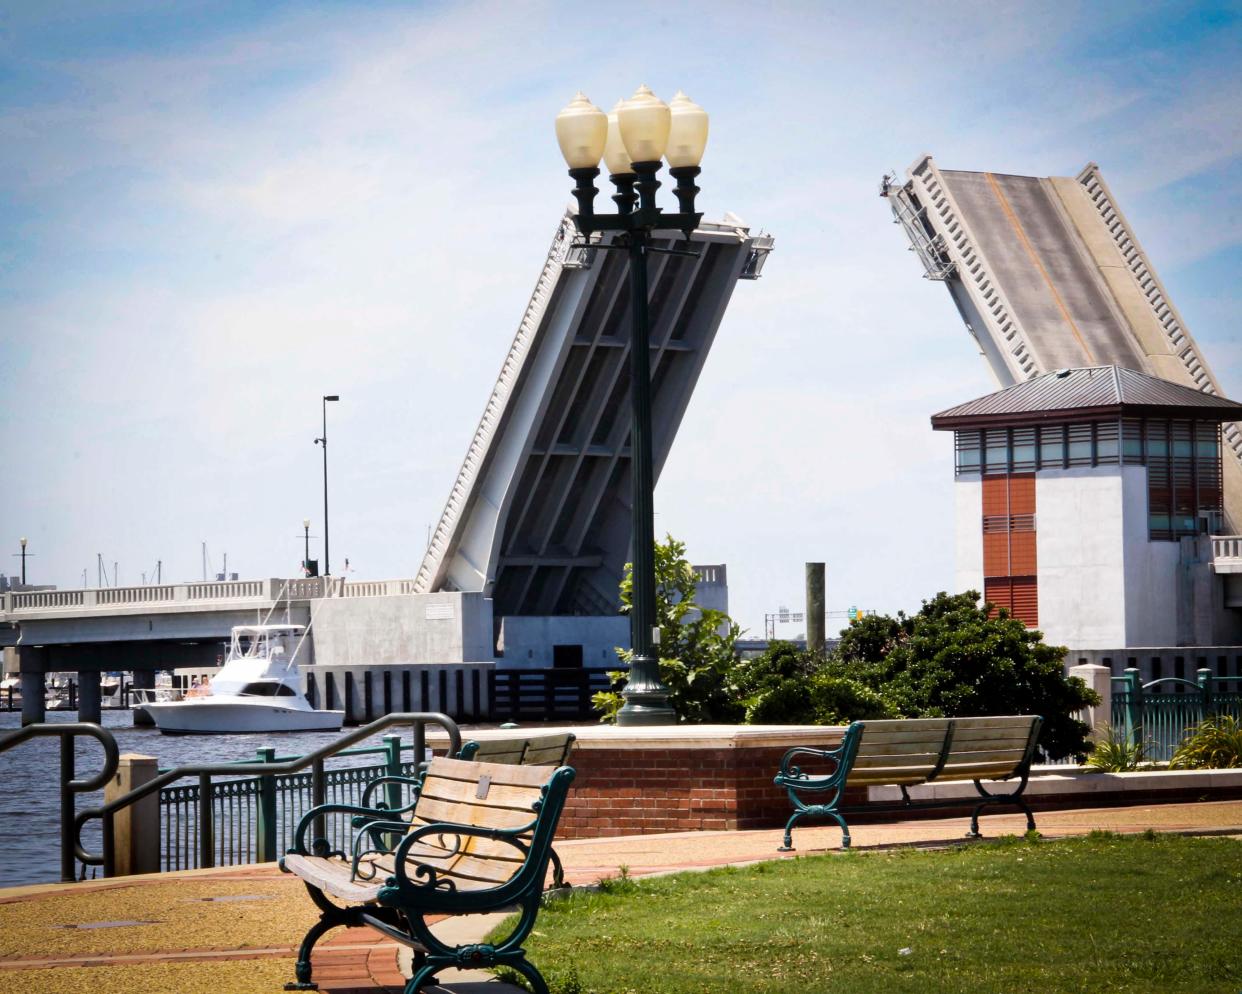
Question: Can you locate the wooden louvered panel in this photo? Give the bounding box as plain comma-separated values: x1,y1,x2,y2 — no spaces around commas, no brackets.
1009,531,1038,575
983,533,1011,577
982,476,1009,516
1010,576,1038,627
984,577,1013,615
1007,474,1036,515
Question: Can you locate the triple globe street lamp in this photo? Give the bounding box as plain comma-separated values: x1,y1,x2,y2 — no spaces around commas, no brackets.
555,85,709,726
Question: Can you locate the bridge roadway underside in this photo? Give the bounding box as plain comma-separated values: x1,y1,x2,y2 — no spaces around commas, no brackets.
6,604,299,725
13,639,229,726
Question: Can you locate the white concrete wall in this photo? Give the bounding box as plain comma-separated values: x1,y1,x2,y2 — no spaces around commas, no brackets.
954,477,984,595
1036,468,1127,649
495,614,629,669
311,592,493,666
1119,464,1181,646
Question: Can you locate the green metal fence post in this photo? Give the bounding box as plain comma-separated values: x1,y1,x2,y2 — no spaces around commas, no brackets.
1198,668,1213,721
312,757,326,845
198,772,214,869
256,747,278,864
382,734,403,813
1124,668,1143,747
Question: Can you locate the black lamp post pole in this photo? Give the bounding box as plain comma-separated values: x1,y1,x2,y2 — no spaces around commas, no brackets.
303,522,310,571
322,400,330,576
617,224,671,724
567,159,698,726
316,395,339,576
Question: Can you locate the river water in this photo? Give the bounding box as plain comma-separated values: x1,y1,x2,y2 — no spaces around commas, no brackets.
0,710,444,888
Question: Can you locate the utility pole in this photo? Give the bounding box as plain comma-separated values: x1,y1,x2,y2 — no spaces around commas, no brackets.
806,562,826,654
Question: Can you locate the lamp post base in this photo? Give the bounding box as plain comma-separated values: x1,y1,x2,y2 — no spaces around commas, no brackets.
615,653,676,726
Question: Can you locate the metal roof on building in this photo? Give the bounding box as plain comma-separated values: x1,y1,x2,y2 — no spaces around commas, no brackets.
931,366,1242,429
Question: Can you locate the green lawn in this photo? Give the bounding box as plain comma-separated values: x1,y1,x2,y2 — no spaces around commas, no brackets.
504,833,1242,994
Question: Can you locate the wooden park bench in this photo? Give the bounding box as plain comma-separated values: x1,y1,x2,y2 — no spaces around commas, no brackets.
360,731,577,888
280,756,575,994
773,715,1042,850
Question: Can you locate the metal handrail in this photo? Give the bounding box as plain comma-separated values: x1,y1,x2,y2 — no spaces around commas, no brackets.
0,723,120,882
73,712,460,877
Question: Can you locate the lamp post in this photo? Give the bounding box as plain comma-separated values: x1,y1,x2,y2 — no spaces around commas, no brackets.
555,86,709,726
17,537,28,585
313,395,340,575
302,518,312,575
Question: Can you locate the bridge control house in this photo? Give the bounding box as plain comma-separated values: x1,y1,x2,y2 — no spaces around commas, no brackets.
931,366,1242,650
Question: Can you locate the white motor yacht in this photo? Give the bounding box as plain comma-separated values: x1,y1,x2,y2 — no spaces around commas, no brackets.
143,624,344,735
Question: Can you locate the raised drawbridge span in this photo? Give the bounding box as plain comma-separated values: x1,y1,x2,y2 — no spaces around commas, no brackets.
884,155,1241,528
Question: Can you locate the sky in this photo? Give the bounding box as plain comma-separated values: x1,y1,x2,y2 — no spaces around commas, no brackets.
1,1,1240,641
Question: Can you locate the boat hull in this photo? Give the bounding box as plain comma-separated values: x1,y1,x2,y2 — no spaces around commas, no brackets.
143,699,345,735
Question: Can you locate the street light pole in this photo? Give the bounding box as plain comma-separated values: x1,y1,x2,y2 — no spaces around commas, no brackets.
303,518,311,573
555,86,709,726
314,395,340,575
18,537,28,585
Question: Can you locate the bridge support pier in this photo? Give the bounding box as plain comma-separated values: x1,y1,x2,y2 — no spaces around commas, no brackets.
20,670,46,727
77,670,102,724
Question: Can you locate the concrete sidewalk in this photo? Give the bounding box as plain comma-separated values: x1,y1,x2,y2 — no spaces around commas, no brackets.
1,799,1239,993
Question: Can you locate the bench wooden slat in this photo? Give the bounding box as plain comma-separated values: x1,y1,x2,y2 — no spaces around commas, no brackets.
948,726,1037,746
851,752,941,768
285,853,386,903
430,757,556,789
411,796,539,832
845,771,937,787
942,747,1029,764
938,761,1025,778
419,777,546,812
855,738,947,757
844,770,938,785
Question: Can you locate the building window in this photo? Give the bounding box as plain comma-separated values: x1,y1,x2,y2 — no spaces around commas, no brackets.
1146,419,1222,540
955,430,981,474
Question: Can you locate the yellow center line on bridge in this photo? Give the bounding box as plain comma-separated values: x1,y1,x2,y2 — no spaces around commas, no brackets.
984,171,1097,365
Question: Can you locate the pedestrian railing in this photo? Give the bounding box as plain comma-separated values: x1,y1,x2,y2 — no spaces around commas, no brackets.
156,735,424,872
68,713,459,879
1111,668,1242,761
0,722,120,881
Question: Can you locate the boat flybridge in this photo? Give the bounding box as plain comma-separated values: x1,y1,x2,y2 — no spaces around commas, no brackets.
142,624,344,735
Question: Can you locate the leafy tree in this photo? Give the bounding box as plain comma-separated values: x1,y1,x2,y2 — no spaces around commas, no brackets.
593,535,742,724
732,641,891,725
834,590,1099,761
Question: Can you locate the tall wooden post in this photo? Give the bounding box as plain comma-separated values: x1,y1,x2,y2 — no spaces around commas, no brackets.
107,754,160,876
806,562,825,654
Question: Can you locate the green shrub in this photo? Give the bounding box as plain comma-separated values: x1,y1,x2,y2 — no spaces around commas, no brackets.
1083,724,1149,772
1170,715,1242,769
833,591,1099,761
733,642,892,725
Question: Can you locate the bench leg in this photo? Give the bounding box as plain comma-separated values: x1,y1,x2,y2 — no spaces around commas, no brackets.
778,807,851,851
284,916,337,991
284,883,359,991
548,847,567,890
967,779,1036,839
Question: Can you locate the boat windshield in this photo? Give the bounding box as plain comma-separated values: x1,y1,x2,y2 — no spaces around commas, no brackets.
238,682,297,697
232,632,268,658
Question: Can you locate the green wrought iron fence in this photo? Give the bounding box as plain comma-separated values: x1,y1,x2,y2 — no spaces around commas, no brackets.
1111,668,1242,761
157,734,425,872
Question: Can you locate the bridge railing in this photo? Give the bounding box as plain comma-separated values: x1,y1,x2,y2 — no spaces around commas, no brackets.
1211,534,1242,571
3,576,427,615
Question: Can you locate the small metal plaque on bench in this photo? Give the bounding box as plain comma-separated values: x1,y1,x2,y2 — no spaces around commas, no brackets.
476,775,492,799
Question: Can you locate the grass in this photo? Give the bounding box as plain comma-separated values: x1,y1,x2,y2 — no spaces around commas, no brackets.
499,834,1242,994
